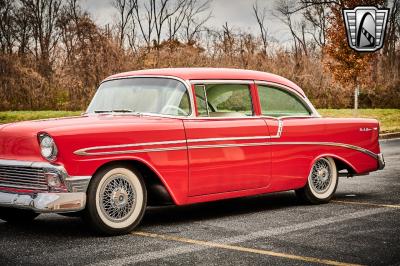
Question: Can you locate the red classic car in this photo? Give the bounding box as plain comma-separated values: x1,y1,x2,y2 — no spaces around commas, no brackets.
0,68,384,234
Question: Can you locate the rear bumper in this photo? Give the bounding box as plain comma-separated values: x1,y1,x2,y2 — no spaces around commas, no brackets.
378,153,385,170
0,191,86,213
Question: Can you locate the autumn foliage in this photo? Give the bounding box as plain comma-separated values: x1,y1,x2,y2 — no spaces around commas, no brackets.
0,0,399,111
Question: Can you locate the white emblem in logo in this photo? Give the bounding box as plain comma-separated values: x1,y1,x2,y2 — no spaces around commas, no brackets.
343,6,389,52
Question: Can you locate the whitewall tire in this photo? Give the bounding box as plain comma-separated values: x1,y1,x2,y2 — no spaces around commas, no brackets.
295,157,338,204
84,165,147,235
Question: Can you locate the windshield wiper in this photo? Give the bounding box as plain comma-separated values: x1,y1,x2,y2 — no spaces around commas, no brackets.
111,109,135,113
93,109,135,113
93,110,111,113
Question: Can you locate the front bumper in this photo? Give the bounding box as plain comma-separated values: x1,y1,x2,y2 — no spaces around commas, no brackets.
0,159,90,213
378,153,385,170
0,191,86,213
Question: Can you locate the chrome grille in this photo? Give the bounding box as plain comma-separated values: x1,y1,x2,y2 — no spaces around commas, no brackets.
0,165,48,191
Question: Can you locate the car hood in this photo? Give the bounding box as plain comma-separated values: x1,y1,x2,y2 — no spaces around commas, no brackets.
0,114,182,161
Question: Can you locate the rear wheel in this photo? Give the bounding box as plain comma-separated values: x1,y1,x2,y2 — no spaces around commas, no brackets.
83,165,147,235
0,207,39,223
295,157,338,204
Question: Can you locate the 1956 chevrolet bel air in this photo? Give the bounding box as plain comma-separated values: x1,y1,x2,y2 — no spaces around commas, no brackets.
0,68,385,235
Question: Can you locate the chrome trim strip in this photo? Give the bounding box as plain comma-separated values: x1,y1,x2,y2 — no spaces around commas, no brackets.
187,135,271,143
187,141,378,159
188,142,271,150
73,138,379,160
265,142,379,160
74,140,187,156
65,176,92,181
74,124,284,156
76,146,187,156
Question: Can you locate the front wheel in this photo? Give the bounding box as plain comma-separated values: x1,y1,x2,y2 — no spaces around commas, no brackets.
295,157,338,204
83,165,147,235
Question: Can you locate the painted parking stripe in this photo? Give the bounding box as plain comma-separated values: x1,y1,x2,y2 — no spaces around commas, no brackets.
332,200,400,209
132,231,363,266
90,207,389,265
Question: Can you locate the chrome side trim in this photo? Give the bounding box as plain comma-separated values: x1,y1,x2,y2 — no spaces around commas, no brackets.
74,139,187,156
188,141,378,159
266,142,379,160
73,138,379,160
187,135,271,143
75,146,187,156
74,124,285,156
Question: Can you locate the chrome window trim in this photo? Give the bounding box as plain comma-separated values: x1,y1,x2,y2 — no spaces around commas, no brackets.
255,81,320,118
87,75,196,118
190,80,253,84
191,81,255,118
190,79,257,119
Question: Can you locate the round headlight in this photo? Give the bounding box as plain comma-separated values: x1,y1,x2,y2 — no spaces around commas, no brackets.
39,134,58,161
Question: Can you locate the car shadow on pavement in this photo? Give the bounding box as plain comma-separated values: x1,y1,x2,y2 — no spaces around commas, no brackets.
0,191,303,237
0,215,94,238
141,191,302,226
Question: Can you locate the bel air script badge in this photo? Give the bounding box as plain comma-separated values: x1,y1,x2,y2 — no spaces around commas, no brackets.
343,6,389,52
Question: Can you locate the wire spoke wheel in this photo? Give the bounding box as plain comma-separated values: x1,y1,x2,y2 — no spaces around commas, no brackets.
85,166,146,235
310,158,332,194
296,157,338,204
99,174,136,223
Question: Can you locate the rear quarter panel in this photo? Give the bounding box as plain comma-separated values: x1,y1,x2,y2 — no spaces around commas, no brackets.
266,117,380,192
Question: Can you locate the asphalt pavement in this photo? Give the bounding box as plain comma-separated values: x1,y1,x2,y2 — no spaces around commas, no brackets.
0,139,399,265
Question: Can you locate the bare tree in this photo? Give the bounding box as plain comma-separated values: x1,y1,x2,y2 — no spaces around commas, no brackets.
20,0,62,77
383,0,400,69
253,1,269,55
113,0,135,47
181,0,211,44
131,0,154,48
273,0,308,57
301,0,330,52
0,0,16,54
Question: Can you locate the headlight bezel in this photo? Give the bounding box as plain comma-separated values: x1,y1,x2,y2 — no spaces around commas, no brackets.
38,133,58,162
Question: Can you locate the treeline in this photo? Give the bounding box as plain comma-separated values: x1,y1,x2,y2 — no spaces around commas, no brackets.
0,0,399,111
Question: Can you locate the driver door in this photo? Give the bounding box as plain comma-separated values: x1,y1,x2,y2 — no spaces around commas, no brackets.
184,82,272,196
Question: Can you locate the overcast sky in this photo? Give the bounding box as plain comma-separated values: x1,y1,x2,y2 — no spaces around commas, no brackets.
81,0,293,43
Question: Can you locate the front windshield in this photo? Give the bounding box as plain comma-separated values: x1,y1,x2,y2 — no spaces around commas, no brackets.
86,77,191,116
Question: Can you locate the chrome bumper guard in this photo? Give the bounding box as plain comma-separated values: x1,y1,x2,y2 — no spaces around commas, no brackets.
0,159,90,213
0,191,86,212
378,153,385,170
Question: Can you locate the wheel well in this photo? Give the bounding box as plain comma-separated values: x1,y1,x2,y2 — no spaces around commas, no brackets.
92,160,174,206
332,157,356,176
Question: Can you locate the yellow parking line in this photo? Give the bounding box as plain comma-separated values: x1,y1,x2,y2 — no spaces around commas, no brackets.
332,200,400,209
132,231,363,266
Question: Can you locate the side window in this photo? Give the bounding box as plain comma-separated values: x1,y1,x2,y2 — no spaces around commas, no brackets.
258,85,311,117
194,84,253,117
